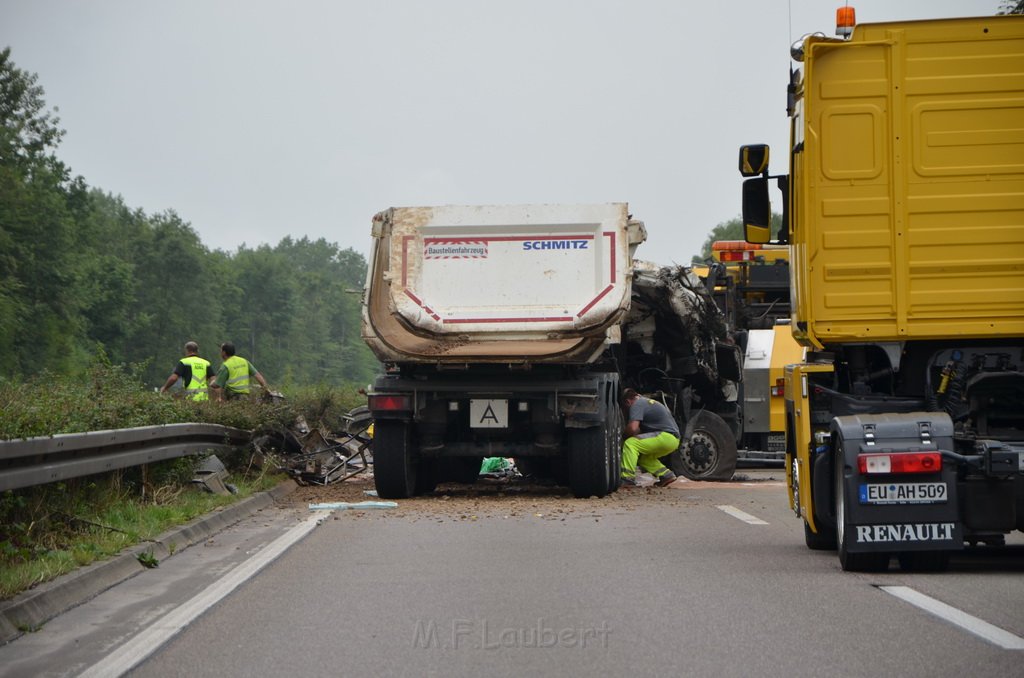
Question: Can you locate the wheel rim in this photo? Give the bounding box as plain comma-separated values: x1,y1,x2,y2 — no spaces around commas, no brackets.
683,430,718,475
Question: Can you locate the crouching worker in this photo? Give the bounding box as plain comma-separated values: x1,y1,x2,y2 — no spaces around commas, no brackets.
620,388,680,487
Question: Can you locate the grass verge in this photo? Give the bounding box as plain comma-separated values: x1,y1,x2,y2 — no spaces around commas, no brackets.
0,458,282,600
0,361,369,601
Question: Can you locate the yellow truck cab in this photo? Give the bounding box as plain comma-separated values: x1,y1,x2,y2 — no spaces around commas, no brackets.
738,10,1024,571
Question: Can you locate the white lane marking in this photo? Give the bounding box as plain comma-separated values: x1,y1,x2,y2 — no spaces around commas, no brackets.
716,505,769,525
79,513,324,677
879,585,1024,650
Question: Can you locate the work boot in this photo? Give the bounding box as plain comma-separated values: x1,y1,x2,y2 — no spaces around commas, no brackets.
656,471,678,487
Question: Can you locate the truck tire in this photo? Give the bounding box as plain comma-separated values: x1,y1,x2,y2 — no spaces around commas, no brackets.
568,424,611,498
835,447,889,572
804,520,838,550
675,410,738,481
804,455,837,550
373,420,417,499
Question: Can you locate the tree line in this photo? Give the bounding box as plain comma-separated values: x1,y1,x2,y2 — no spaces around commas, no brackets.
0,48,378,389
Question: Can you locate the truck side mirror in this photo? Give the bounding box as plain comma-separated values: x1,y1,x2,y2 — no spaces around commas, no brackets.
742,177,772,244
738,144,770,177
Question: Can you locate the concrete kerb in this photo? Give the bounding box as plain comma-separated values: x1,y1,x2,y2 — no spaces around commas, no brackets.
0,479,298,646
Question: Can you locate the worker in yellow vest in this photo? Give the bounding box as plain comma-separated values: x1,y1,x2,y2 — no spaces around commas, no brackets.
159,341,212,401
209,341,271,401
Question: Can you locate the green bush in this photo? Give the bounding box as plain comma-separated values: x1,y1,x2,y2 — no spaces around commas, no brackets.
0,362,367,440
0,365,369,599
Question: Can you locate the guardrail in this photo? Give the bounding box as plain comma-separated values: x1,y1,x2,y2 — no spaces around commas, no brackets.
0,424,252,492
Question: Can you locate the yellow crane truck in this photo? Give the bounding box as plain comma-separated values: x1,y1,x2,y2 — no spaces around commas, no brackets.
704,241,803,462
738,12,1024,571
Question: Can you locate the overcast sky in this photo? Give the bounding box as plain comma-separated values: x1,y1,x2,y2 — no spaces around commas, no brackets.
2,0,1003,262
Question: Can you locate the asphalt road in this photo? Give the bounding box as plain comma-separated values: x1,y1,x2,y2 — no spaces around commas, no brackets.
2,472,1022,678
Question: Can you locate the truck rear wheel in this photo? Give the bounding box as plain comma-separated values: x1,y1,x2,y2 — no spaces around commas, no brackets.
804,520,838,550
373,420,417,499
676,411,737,481
568,424,611,498
836,448,889,572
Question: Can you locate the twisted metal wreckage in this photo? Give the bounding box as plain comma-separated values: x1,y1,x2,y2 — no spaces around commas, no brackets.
249,406,376,487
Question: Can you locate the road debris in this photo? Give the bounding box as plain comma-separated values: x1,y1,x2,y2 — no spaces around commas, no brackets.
479,457,518,478
251,407,373,486
191,455,236,495
308,501,398,511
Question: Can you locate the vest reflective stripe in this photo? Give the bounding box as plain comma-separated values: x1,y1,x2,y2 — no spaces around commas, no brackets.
223,356,251,393
180,356,210,402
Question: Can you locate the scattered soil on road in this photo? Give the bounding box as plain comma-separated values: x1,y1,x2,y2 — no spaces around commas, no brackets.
283,472,781,523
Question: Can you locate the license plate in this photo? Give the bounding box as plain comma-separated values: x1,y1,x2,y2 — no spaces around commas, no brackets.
859,482,947,505
469,399,508,428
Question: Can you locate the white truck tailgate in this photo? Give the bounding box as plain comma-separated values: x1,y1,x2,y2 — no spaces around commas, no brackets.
387,203,630,334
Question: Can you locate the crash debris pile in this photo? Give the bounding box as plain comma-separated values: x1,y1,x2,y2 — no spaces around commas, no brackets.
251,407,373,486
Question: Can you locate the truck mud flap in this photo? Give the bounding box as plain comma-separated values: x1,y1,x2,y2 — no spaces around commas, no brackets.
833,413,963,555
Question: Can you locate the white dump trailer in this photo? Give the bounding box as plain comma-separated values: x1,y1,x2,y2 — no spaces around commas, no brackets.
362,204,645,498
362,203,741,498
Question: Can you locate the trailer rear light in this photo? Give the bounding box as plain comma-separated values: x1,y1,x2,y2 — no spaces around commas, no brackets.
770,378,785,397
368,394,412,412
858,452,941,475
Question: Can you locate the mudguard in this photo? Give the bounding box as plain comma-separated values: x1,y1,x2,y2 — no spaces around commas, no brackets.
833,412,962,554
